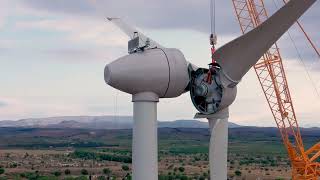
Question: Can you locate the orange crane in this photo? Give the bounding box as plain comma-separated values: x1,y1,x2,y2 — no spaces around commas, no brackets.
231,0,320,179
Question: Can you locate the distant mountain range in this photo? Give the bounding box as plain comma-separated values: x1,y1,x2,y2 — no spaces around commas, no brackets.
303,123,320,128
0,116,241,129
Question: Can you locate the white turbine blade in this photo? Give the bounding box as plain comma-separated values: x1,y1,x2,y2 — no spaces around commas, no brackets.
213,0,317,82
198,108,229,180
107,17,164,48
208,118,228,179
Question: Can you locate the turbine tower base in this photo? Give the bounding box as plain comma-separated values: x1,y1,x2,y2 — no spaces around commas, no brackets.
132,92,159,180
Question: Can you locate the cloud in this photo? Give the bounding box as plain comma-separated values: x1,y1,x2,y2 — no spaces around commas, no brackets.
0,0,11,29
20,0,239,35
21,0,96,16
12,15,129,63
20,0,320,36
15,18,128,47
41,46,125,62
0,96,103,120
16,0,319,67
0,101,7,108
231,58,320,127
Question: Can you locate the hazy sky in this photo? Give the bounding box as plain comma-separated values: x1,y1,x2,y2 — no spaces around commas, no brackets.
0,0,319,127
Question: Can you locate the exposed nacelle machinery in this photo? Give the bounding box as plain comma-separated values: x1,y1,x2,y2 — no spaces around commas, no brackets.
189,66,237,114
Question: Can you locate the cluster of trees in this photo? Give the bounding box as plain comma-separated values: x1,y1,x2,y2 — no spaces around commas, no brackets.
71,150,132,163
158,174,206,180
0,165,132,180
19,171,59,180
236,155,279,167
0,168,4,175
157,166,209,180
15,169,91,180
0,166,246,180
9,168,111,180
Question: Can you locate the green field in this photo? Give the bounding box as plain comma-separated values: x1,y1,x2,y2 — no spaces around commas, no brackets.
0,127,319,158
0,127,319,179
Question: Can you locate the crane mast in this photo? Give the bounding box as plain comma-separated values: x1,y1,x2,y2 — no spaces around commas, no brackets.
231,0,320,179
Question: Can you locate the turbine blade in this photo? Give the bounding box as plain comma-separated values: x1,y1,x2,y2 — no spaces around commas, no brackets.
107,17,164,48
213,0,317,81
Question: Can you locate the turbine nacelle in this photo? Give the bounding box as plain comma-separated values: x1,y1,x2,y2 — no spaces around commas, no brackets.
105,48,189,98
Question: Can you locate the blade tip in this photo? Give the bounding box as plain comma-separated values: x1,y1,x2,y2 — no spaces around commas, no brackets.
106,17,120,21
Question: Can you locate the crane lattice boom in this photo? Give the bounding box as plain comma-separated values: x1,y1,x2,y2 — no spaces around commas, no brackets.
231,0,320,179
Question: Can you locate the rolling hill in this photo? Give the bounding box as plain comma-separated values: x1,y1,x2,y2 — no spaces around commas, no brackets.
0,116,241,129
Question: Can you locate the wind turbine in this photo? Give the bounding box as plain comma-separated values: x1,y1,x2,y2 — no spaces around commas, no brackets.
104,0,317,179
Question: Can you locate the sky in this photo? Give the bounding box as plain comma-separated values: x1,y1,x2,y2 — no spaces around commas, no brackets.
0,0,319,127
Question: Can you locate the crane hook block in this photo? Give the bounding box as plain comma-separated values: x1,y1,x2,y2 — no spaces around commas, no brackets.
210,34,217,45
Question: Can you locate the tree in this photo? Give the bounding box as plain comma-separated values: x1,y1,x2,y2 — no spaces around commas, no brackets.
122,165,129,171
125,173,132,180
97,176,106,180
75,176,89,180
235,170,242,176
0,168,4,175
53,171,61,177
10,163,17,168
102,168,111,176
81,169,89,175
64,177,75,180
65,169,71,175
178,167,185,173
180,175,188,180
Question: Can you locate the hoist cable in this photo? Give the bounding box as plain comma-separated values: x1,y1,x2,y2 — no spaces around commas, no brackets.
286,30,320,98
281,0,320,59
210,0,216,35
272,0,320,98
295,21,320,59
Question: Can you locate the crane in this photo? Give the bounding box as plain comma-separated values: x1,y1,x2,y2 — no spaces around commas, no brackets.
230,0,320,179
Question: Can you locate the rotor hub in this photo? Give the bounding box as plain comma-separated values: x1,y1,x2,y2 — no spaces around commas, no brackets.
189,66,223,114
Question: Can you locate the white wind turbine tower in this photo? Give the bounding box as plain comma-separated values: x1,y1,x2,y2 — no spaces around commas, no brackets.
104,0,317,179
